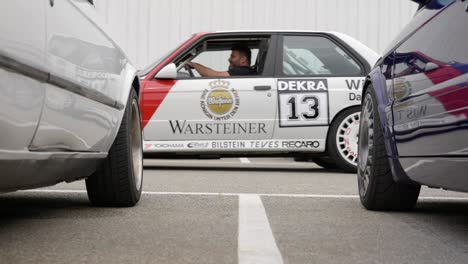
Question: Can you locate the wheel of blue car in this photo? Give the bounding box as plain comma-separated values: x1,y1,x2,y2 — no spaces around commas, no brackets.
86,88,143,207
357,86,420,211
327,106,360,173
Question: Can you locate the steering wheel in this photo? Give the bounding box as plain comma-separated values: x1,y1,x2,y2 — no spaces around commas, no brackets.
183,62,195,77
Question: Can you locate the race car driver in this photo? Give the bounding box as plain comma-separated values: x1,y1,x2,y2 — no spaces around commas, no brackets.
185,43,257,77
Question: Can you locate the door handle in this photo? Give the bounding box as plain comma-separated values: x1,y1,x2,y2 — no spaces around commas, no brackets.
254,85,271,91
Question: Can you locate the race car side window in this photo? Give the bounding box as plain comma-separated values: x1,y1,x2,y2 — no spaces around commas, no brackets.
281,36,362,77
174,36,273,79
188,49,259,78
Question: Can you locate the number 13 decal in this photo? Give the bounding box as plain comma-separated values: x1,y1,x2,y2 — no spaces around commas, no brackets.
287,95,319,120
279,92,328,127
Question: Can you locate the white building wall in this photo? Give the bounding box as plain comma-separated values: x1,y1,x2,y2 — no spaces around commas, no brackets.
93,0,418,70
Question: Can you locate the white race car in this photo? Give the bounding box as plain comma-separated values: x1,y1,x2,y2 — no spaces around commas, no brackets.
0,0,143,206
141,31,378,172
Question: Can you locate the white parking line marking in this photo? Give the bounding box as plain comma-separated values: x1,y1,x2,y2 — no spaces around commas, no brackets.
145,192,359,198
239,158,251,164
238,194,283,264
19,190,468,201
404,160,434,172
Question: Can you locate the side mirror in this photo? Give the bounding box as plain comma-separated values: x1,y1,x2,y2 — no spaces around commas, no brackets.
424,62,440,72
155,63,177,79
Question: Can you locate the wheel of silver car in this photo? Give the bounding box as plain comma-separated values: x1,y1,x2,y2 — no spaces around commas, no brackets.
357,86,420,211
327,106,360,173
86,88,143,207
131,97,143,192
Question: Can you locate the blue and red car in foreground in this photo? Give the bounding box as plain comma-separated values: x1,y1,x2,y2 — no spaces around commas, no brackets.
357,0,468,210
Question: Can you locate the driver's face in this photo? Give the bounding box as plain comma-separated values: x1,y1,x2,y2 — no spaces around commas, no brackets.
228,51,244,69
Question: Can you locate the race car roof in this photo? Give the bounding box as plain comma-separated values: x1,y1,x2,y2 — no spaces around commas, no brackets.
212,30,380,66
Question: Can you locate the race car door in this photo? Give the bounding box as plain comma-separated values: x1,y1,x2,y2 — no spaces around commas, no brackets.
273,33,366,152
143,34,278,150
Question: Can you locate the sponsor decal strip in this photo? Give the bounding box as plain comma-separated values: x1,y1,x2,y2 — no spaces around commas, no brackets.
143,139,323,152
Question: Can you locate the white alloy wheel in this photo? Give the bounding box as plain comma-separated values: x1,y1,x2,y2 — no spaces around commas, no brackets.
327,107,360,173
336,111,360,167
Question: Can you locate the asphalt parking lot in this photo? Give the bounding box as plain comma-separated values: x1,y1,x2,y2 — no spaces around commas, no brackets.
1,158,468,264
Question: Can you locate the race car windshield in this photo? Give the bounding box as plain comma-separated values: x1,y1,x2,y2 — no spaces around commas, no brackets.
140,36,195,76
140,47,178,77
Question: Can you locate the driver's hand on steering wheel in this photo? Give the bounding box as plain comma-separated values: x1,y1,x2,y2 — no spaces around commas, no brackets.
185,61,195,68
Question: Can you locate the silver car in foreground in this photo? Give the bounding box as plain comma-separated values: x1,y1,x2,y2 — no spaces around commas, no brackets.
0,1,143,206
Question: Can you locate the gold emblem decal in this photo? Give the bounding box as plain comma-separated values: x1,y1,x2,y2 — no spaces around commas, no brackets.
200,80,240,120
393,80,412,100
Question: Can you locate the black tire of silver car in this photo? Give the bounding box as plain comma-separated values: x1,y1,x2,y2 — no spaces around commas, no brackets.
327,106,360,173
310,156,339,170
86,88,143,207
357,87,420,211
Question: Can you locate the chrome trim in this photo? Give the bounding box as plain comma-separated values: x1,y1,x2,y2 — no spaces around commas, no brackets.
0,52,125,110
48,75,124,110
0,149,107,160
0,53,49,82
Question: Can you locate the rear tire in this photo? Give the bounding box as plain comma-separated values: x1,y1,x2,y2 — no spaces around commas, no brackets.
357,87,420,211
327,107,360,173
86,88,143,207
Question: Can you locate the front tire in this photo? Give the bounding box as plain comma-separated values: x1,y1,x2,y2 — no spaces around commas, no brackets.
86,88,143,207
357,87,420,211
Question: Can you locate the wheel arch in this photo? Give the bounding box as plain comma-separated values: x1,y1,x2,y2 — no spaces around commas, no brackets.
104,69,141,155
362,68,393,156
325,105,361,153
132,75,141,97
362,69,414,183
323,105,361,172
324,105,361,160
